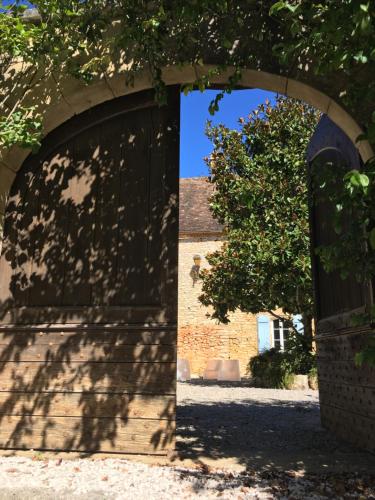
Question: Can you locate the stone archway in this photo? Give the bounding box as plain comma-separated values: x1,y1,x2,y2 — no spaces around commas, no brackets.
0,65,373,223
0,65,374,454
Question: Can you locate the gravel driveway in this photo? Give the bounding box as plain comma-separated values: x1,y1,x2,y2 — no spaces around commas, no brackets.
0,382,373,499
176,380,375,472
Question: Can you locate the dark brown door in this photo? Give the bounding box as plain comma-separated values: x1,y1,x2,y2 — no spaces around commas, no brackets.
307,116,369,327
307,115,375,453
0,88,179,453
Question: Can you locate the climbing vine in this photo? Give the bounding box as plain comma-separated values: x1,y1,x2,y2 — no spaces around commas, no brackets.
1,1,374,140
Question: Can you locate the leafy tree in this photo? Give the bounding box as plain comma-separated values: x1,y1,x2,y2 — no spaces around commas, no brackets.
199,97,319,346
269,1,375,133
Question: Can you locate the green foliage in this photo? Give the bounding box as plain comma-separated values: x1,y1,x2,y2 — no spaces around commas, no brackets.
0,1,374,150
0,107,42,150
248,330,316,388
307,366,318,390
284,329,316,375
248,348,295,389
199,97,319,324
268,1,375,121
310,149,375,288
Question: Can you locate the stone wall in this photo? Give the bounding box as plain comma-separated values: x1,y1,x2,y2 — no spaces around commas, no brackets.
178,236,260,376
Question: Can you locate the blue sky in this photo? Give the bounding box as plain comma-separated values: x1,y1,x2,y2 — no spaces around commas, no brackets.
2,0,32,4
180,89,276,178
1,0,32,6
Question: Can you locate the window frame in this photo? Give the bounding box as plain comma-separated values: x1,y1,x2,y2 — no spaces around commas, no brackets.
272,319,289,351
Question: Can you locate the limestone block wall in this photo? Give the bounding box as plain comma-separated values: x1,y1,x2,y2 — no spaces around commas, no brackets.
177,236,259,376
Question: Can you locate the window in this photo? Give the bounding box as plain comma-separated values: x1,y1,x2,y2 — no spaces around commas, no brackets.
272,319,289,351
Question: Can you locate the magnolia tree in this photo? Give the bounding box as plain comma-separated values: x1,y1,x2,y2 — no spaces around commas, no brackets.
199,97,319,347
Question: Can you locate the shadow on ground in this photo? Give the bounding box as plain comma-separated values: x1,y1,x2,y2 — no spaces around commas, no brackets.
176,381,375,473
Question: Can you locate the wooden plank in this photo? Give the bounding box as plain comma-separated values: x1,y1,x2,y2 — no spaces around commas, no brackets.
60,126,98,307
0,343,176,363
320,402,375,454
0,392,175,419
317,359,375,387
90,119,121,307
0,415,175,453
0,328,175,346
27,151,71,307
1,166,41,308
0,306,171,325
319,382,375,419
0,362,176,394
115,107,155,306
147,106,167,305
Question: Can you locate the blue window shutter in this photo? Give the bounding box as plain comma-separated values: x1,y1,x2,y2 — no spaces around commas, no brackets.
292,314,303,334
257,315,270,352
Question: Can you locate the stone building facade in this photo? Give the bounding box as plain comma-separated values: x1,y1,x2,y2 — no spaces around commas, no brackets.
178,177,267,377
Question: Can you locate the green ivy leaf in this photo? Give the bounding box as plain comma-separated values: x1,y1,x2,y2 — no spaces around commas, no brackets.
345,170,369,188
269,2,286,15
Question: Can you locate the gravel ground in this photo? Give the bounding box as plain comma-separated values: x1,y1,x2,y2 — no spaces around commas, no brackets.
0,456,374,499
0,382,373,499
176,381,375,472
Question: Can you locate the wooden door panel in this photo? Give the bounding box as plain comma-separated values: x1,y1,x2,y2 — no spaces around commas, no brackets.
307,116,368,325
309,148,364,321
0,89,179,323
0,88,180,454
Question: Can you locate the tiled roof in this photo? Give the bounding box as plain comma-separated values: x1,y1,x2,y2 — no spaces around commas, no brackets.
179,177,223,235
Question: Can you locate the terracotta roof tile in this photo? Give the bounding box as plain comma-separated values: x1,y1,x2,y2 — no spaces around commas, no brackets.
179,177,223,234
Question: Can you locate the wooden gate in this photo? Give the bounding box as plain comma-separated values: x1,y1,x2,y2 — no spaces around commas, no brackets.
307,115,375,453
0,88,179,454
